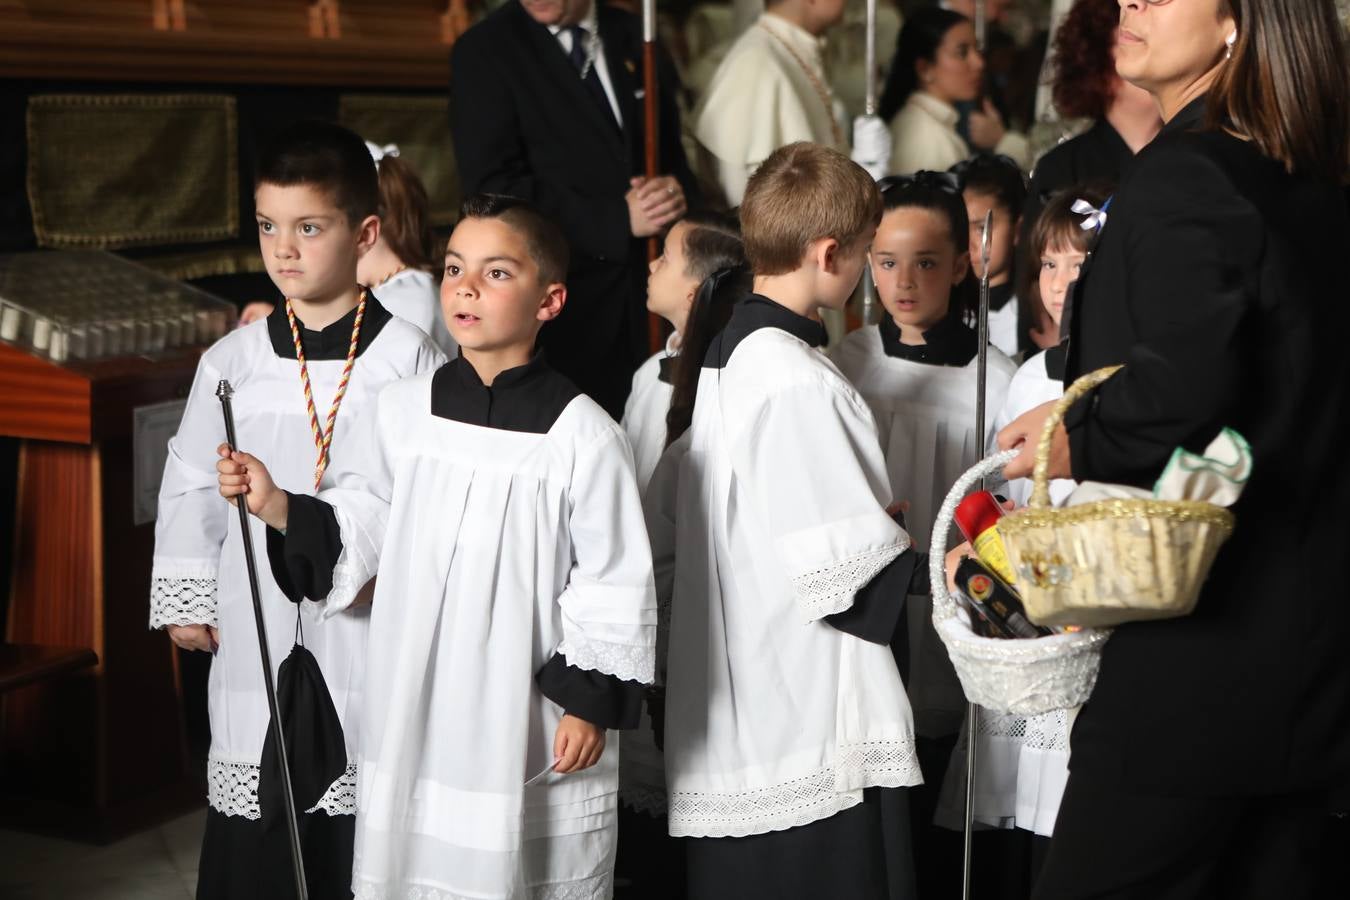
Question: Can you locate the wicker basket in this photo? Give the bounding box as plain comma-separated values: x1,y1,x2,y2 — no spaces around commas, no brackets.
998,366,1237,629
928,450,1110,716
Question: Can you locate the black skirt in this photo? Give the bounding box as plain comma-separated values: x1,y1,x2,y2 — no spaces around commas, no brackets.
685,787,916,900
196,807,355,900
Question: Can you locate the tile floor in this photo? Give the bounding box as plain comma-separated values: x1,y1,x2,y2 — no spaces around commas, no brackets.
0,807,205,899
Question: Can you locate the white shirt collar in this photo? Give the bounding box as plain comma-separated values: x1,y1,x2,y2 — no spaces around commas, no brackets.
548,2,598,37
758,11,825,60
910,91,960,128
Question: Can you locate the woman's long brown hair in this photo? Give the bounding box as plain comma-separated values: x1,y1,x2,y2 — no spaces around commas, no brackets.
1209,0,1349,183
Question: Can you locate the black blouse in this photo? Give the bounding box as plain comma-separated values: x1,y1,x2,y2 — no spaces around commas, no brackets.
1058,96,1350,796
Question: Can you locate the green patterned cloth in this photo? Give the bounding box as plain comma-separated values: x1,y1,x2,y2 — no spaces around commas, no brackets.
340,94,461,226
26,94,238,250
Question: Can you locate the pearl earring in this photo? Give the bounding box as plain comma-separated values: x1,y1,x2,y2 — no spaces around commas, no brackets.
1225,30,1236,60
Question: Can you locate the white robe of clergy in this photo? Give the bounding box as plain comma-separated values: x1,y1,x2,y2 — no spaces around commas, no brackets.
374,267,458,359
149,297,444,822
693,12,847,207
936,344,1075,837
831,317,1016,739
662,296,923,842
284,355,657,900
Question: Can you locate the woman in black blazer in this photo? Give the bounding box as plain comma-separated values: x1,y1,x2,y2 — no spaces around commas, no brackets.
997,1,1350,897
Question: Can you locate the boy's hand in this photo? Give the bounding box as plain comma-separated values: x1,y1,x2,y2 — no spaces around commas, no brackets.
216,444,289,531
552,714,606,774
167,623,219,653
627,176,685,238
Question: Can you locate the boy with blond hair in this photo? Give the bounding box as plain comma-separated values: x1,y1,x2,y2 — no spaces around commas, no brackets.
656,143,923,900
218,194,657,899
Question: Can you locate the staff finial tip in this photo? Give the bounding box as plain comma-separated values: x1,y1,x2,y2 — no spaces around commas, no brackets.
216,379,234,400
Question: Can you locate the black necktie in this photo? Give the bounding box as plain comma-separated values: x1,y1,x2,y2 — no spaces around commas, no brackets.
565,24,619,131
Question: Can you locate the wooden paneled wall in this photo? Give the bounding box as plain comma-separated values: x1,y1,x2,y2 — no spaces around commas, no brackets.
0,0,474,86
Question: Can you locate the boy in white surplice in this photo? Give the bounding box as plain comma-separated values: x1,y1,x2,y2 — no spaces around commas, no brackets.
149,121,445,898
217,194,657,900
655,143,924,900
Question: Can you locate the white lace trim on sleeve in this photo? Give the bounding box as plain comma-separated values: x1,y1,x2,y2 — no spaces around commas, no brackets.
789,544,903,620
556,636,655,685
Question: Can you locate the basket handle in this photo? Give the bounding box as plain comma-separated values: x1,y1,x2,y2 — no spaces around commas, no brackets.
928,449,1021,620
1027,365,1122,509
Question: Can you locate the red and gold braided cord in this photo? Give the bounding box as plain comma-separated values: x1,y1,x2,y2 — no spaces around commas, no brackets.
284,290,367,489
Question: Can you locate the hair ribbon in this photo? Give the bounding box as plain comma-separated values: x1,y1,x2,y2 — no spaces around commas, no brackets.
364,141,401,167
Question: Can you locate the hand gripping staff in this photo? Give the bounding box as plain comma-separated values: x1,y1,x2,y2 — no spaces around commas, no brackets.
216,379,309,900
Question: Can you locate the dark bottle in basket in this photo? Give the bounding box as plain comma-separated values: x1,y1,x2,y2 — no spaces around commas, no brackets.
955,557,1053,639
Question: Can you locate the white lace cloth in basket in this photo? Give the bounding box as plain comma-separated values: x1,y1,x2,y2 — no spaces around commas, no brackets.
207,757,357,819
928,450,1109,715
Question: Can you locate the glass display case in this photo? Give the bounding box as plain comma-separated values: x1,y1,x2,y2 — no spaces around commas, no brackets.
0,250,234,364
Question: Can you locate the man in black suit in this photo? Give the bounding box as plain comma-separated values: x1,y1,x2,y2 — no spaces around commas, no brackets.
451,0,698,418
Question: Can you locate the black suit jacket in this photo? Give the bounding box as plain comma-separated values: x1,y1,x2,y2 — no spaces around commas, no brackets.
1062,98,1350,796
449,3,697,414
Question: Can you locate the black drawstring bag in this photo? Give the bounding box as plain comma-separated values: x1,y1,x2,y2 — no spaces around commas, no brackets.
258,639,347,830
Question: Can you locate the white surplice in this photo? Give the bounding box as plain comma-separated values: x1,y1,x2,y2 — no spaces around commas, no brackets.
149,301,444,820
617,333,680,816
661,300,922,841
620,333,678,493
311,363,657,899
832,322,1016,739
373,267,458,360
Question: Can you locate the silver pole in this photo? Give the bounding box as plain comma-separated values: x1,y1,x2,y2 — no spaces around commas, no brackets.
974,0,988,48
641,0,655,42
961,209,995,900
860,0,880,326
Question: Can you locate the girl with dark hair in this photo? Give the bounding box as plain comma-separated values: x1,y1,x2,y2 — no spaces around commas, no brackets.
879,9,1029,176
621,212,746,488
614,211,746,900
1017,0,1162,346
993,0,1350,896
356,143,457,358
833,171,1017,897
